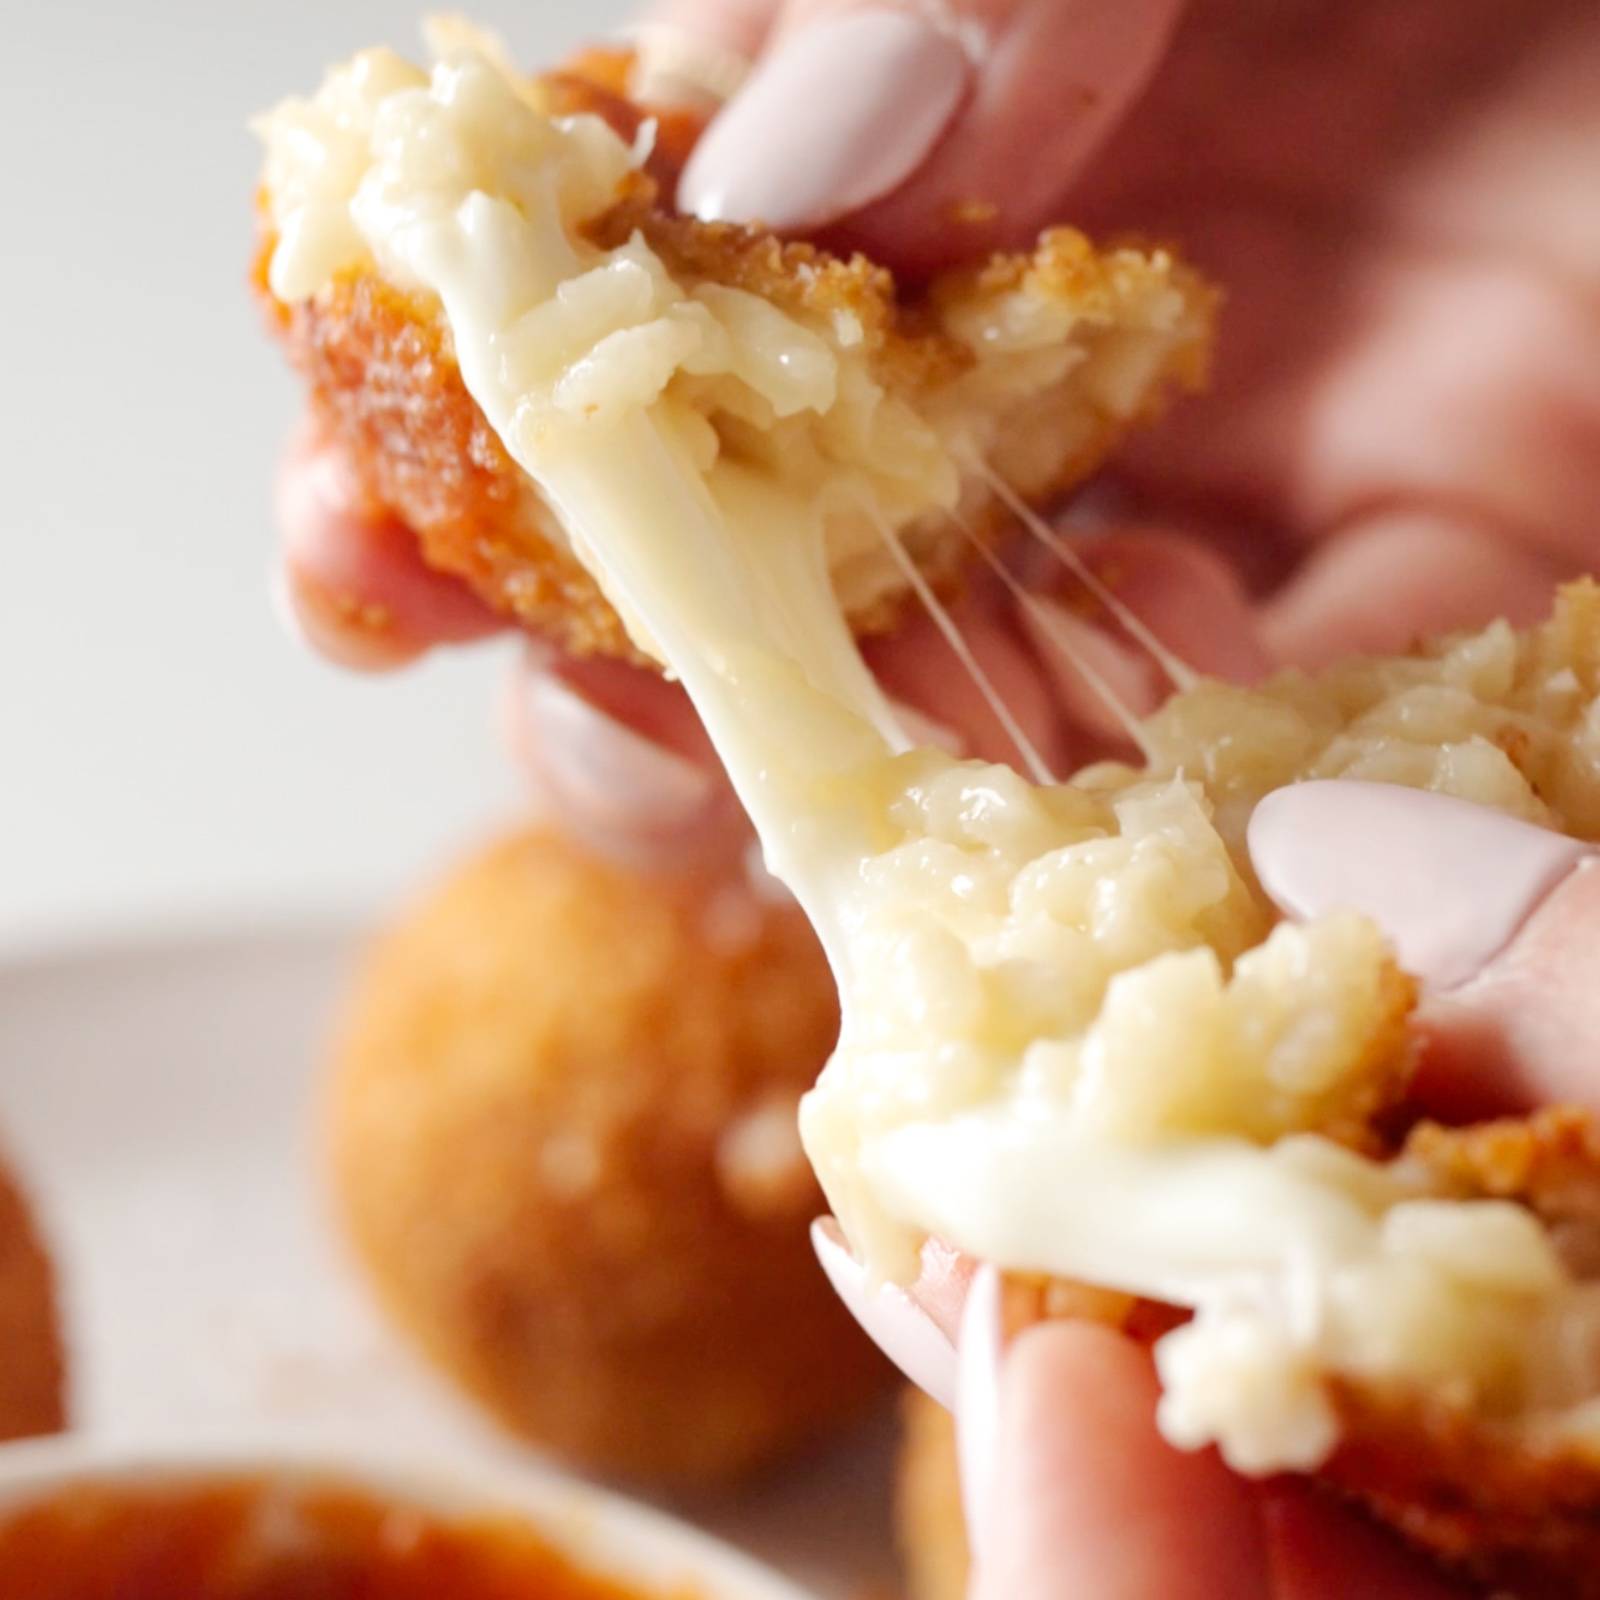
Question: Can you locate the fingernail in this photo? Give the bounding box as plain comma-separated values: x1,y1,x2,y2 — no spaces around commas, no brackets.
956,1262,1005,1562
811,1218,956,1407
679,10,973,231
1248,780,1595,990
510,664,719,841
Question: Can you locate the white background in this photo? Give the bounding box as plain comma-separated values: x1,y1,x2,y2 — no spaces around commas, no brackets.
0,0,632,955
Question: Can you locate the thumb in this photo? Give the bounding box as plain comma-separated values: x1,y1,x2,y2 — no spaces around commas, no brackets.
965,1316,1271,1600
1248,780,1600,1119
672,0,1186,276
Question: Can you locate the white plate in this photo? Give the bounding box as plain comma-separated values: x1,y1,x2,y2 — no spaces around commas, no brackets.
0,923,899,1596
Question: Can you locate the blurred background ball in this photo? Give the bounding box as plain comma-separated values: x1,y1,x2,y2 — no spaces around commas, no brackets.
327,827,890,1484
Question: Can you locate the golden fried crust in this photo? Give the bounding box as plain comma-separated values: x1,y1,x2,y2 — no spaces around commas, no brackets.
262,254,645,659
895,1388,969,1600
1325,1388,1600,1600
0,1152,66,1442
328,829,890,1485
1319,1110,1600,1598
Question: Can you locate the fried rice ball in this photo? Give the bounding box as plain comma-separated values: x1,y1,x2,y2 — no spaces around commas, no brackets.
0,1146,67,1442
327,828,890,1485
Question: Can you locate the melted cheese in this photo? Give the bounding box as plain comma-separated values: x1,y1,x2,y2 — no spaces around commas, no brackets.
259,37,1600,1471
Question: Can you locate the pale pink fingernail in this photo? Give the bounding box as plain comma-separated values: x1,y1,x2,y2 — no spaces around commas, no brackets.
508,663,719,844
811,1218,956,1408
1249,780,1595,990
679,11,973,231
956,1262,1005,1562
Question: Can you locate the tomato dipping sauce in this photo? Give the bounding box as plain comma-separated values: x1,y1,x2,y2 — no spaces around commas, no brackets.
0,1475,700,1599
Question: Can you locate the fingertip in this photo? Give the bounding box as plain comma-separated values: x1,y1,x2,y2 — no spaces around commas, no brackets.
810,1219,958,1408
274,559,427,674
275,429,503,668
973,1321,1270,1600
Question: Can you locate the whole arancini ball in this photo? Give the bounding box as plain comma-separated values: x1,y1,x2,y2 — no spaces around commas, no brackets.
328,828,888,1484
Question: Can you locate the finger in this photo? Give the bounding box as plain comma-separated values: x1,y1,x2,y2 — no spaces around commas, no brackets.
638,0,776,60
1249,780,1600,1119
276,423,501,670
968,1320,1271,1600
829,0,1188,276
1285,247,1600,571
1261,1484,1463,1600
1018,527,1269,748
504,645,749,869
678,0,1187,278
1419,852,1600,1119
1260,511,1569,672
